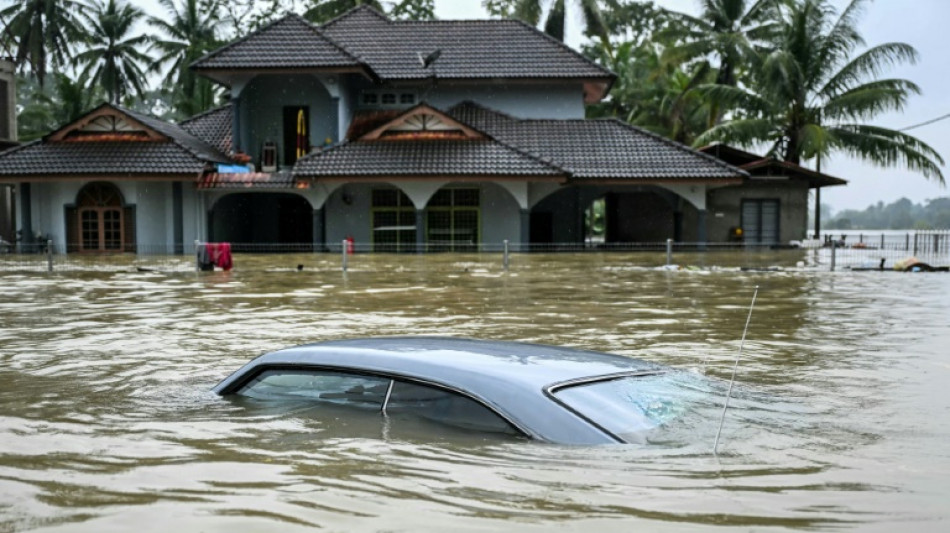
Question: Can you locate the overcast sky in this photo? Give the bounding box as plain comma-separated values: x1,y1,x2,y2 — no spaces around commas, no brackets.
136,0,949,213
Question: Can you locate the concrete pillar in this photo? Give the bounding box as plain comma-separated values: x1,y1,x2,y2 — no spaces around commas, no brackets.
415,209,425,253
173,182,184,254
312,206,324,251
231,95,240,154
519,208,530,251
19,182,32,248
697,209,707,250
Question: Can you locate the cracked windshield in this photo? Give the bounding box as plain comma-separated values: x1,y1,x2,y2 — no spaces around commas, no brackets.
1,0,949,531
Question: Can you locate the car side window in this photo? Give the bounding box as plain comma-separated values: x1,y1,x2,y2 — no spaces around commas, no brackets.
238,369,390,409
385,381,519,435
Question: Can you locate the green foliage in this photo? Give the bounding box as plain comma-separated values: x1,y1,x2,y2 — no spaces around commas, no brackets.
824,197,950,230
75,0,152,104
16,73,103,141
303,0,384,24
495,0,612,54
0,0,86,86
389,0,435,21
148,0,224,118
694,0,944,183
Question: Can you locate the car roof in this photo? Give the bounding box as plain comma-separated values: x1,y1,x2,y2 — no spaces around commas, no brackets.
214,337,665,444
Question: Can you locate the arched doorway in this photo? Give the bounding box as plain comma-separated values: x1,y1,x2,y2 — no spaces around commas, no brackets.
209,193,313,251
67,182,134,253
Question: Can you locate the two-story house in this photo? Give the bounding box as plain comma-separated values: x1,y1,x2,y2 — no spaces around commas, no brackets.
0,6,843,253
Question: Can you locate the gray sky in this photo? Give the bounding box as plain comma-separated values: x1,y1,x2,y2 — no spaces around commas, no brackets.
136,0,949,212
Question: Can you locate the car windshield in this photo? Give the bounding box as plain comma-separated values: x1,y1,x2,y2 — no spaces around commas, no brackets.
552,371,719,443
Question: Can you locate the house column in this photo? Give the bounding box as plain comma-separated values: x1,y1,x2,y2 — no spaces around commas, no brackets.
19,182,32,250
697,209,708,250
172,182,183,254
415,209,425,253
519,208,530,251
231,95,241,154
312,206,324,251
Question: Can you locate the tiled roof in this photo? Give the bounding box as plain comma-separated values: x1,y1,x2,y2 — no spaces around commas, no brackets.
180,104,233,155
293,139,564,177
191,14,365,71
0,140,210,176
118,105,231,164
0,103,231,177
198,170,296,189
321,7,611,80
449,102,745,181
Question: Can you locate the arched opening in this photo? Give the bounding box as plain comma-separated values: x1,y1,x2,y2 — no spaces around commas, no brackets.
209,193,313,251
67,182,134,253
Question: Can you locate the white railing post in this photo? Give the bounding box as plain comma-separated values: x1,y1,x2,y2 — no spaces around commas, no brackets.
830,240,837,272
666,238,673,266
503,240,510,271
46,240,53,272
342,240,348,272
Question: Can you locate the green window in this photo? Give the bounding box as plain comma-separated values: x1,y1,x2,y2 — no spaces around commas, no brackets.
372,188,416,252
426,188,480,252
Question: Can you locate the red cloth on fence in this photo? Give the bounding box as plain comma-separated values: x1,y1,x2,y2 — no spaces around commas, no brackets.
207,242,233,271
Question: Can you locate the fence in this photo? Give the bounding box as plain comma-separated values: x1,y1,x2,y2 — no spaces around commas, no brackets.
1,233,948,273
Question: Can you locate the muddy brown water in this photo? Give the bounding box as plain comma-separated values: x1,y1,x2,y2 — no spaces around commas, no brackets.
1,252,949,531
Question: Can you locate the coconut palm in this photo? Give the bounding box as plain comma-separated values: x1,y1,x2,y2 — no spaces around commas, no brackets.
0,0,86,86
665,0,783,88
503,0,613,50
148,0,221,117
695,0,944,183
74,0,151,104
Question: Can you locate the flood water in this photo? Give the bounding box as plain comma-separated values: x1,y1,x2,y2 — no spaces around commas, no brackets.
1,252,949,531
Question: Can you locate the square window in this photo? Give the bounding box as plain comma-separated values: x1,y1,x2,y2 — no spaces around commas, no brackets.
362,93,378,104
400,93,416,104
381,93,397,105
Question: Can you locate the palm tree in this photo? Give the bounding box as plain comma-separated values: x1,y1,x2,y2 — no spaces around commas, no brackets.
17,72,102,141
588,40,714,145
665,0,782,88
148,0,221,117
695,0,944,183
74,0,151,104
0,0,86,87
501,0,613,51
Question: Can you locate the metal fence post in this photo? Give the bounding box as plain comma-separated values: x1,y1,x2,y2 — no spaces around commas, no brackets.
46,240,53,272
194,240,200,272
905,233,910,251
914,234,919,256
666,238,673,266
503,239,510,271
880,234,885,251
830,240,836,272
342,240,348,272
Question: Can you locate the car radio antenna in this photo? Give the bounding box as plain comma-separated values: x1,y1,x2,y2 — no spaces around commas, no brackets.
713,285,759,455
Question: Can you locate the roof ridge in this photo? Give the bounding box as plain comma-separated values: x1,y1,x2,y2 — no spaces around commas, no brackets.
449,100,517,121
190,13,366,71
117,104,229,164
441,102,566,174
178,103,232,126
606,118,749,177
320,4,390,29
0,139,40,159
508,19,614,80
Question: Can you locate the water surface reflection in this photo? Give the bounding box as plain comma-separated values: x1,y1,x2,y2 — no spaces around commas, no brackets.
1,253,949,531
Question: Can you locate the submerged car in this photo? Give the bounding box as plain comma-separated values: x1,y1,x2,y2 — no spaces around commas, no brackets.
214,337,719,445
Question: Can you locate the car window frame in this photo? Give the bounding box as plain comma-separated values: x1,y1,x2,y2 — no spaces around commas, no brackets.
543,370,668,444
224,363,534,439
